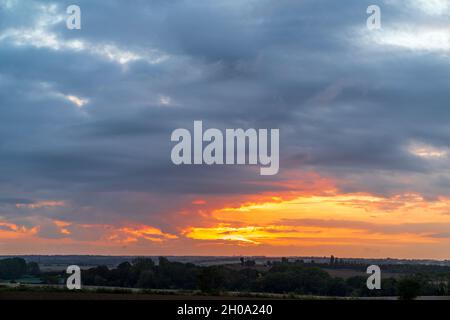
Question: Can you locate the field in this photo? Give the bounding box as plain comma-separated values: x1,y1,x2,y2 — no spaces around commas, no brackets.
322,268,403,279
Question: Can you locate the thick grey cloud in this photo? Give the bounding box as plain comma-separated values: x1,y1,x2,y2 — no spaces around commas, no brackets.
0,0,449,230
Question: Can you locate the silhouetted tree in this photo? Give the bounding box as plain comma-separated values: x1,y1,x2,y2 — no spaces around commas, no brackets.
26,261,41,276
398,278,421,300
329,255,335,265
0,257,27,279
198,266,226,293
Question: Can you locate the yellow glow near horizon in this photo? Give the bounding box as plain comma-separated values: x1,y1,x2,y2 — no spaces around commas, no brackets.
183,192,450,248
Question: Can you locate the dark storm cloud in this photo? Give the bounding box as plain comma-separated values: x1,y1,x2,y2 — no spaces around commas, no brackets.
0,0,449,227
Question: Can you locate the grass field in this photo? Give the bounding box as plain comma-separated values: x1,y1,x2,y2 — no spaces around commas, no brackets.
0,284,346,300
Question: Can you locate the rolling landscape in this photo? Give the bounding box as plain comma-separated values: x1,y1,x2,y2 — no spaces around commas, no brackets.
2,255,450,300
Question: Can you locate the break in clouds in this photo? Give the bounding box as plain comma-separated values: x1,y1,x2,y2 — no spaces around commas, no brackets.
0,0,450,247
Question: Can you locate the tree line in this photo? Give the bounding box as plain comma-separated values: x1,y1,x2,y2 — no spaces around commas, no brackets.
81,257,450,299
0,257,40,279
2,256,450,299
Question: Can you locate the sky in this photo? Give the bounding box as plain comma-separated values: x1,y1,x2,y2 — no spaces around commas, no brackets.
1,0,450,259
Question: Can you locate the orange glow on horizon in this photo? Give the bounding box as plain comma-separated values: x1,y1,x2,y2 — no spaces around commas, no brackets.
181,191,450,256
3,171,450,258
